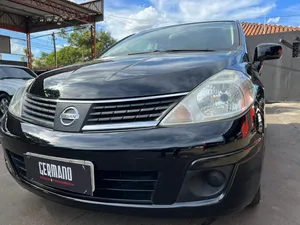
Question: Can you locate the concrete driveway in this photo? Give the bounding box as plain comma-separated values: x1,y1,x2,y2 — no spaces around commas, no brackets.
1,103,300,225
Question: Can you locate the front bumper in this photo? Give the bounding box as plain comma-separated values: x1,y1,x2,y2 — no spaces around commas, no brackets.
1,111,265,217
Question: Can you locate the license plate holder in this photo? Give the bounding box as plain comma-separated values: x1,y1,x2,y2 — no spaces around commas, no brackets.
24,153,95,196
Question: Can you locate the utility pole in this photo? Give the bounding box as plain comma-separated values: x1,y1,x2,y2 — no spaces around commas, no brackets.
52,32,57,68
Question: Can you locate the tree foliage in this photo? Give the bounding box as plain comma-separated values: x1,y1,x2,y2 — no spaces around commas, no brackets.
33,27,116,69
21,48,33,62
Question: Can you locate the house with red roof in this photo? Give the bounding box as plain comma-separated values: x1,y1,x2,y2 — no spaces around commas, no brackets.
242,22,300,102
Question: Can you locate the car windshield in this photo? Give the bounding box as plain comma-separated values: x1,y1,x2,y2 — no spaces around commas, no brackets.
101,21,239,57
0,67,36,79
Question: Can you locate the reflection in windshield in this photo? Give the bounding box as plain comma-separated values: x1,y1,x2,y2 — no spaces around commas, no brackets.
101,22,238,58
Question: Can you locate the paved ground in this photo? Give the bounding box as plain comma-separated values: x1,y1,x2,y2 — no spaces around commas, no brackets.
1,103,300,225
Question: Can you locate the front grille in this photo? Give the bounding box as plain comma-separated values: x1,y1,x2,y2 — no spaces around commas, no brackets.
8,151,158,204
21,93,186,130
22,95,57,128
86,94,184,125
94,170,158,203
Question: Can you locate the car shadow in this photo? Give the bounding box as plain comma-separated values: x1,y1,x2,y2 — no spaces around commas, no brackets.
34,193,261,225
265,103,300,115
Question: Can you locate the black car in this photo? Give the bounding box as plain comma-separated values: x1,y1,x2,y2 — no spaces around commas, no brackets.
0,65,36,116
0,21,282,217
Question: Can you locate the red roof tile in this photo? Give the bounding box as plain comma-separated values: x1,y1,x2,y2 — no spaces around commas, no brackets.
241,22,300,36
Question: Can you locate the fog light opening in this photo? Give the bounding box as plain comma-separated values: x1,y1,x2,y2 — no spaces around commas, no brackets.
176,165,233,202
206,170,225,187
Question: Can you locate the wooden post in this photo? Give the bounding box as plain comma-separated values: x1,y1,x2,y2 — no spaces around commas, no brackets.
90,23,97,59
52,32,57,68
26,33,32,69
93,22,97,58
90,25,93,59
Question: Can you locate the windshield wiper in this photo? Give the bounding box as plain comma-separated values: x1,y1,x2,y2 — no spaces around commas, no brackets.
128,49,163,55
128,49,215,55
162,49,215,52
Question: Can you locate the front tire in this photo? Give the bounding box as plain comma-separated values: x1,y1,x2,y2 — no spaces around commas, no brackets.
248,187,261,207
0,93,10,117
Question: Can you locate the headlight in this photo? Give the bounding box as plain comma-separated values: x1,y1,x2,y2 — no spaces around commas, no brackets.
160,70,256,126
8,79,34,118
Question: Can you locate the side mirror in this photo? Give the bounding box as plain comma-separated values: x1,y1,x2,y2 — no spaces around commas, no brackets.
254,43,282,62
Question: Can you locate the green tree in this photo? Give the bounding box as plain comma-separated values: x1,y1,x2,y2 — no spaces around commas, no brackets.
33,27,116,69
59,26,116,59
21,48,34,62
33,52,49,69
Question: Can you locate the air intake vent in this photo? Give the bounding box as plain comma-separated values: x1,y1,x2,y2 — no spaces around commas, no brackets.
86,94,185,126
94,170,158,203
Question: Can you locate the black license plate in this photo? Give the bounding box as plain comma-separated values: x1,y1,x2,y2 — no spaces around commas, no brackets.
24,153,95,196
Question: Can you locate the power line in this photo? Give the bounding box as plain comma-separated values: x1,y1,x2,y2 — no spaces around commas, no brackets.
105,15,138,26
245,14,300,22
105,12,150,22
28,44,54,50
106,11,300,24
32,47,54,51
11,39,54,50
10,37,26,41
32,40,53,46
271,14,300,18
31,26,89,39
106,16,130,26
6,53,26,56
104,14,144,30
17,40,54,49
104,16,136,34
10,36,65,51
10,36,54,46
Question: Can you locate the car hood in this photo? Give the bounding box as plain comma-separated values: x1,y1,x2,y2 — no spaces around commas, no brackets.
1,79,30,96
29,51,238,99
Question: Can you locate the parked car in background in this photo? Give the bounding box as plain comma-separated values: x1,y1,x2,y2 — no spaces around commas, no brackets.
0,65,36,116
1,21,282,217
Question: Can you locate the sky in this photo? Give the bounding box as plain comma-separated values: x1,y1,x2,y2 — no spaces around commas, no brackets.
1,0,299,61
